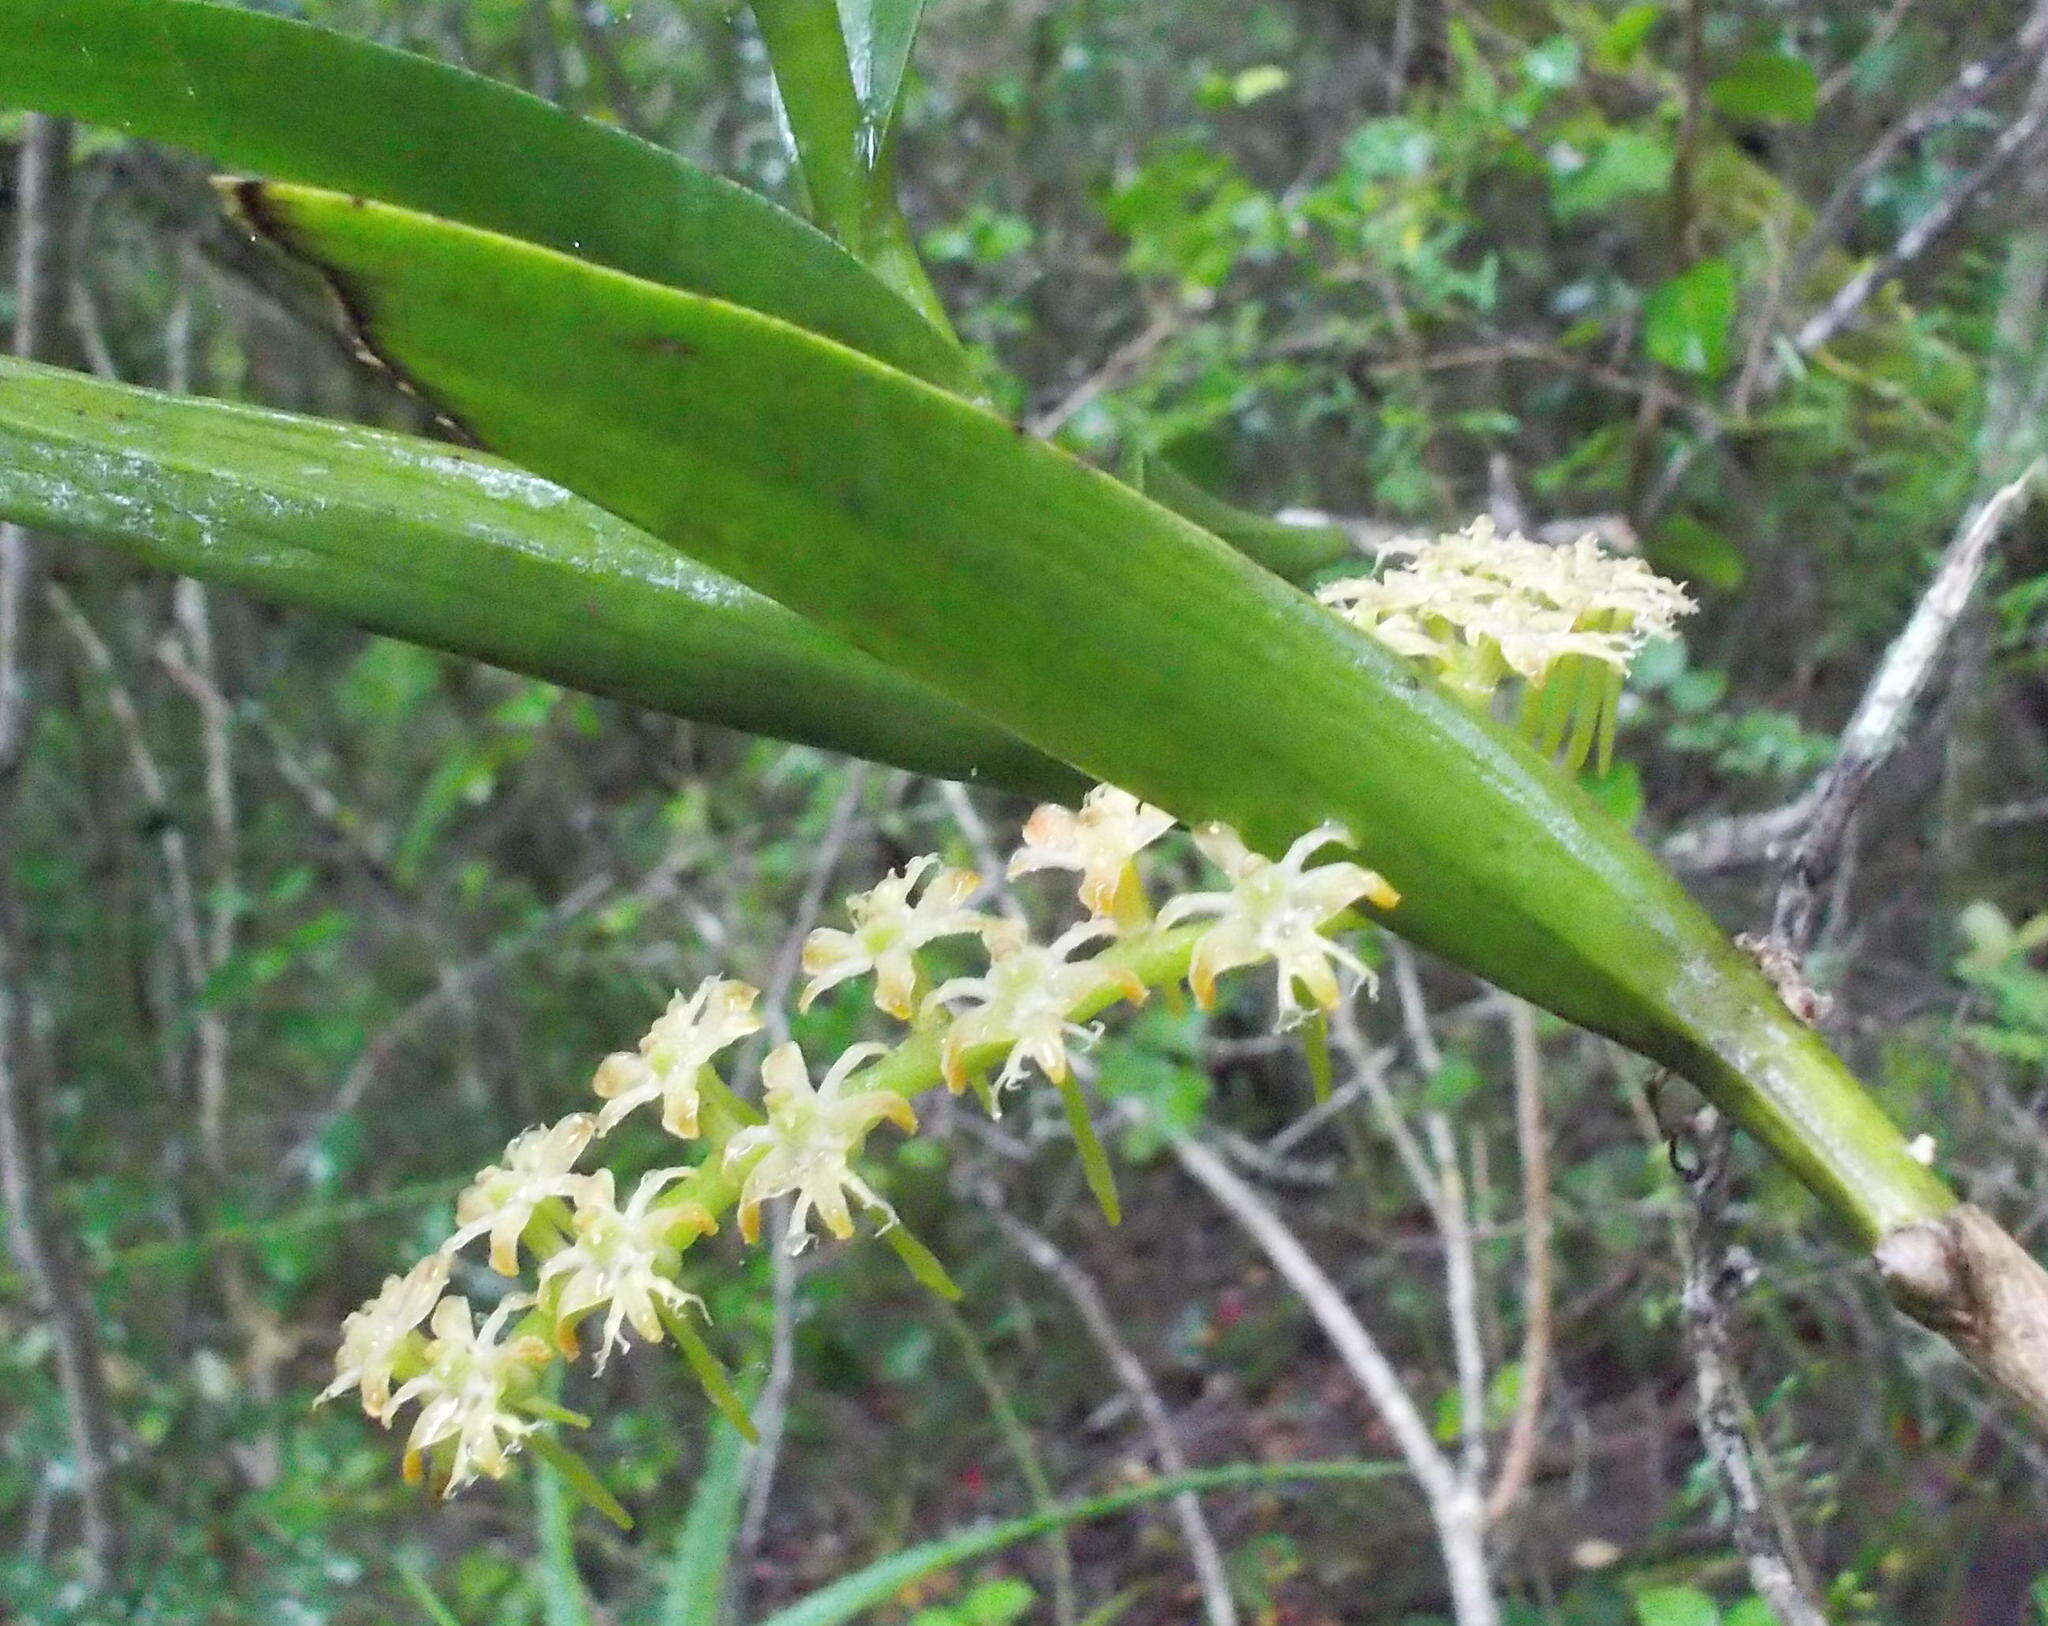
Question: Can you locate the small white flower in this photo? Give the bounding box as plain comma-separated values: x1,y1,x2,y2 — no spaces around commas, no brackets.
1318,518,1693,697
1158,822,1398,1024
539,1168,713,1371
724,1042,918,1252
388,1294,553,1493
929,920,1143,1097
1007,785,1176,919
446,1115,597,1275
800,855,990,1018
593,977,763,1138
320,1252,451,1420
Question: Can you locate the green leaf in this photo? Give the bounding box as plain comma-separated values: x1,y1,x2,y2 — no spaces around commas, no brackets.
837,0,931,136
0,0,974,393
657,1409,753,1626
1651,513,1748,590
1633,1586,1721,1626
1551,129,1673,220
1596,4,1663,70
232,183,1956,1245
1644,259,1738,379
751,0,949,326
1130,455,1353,581
1708,50,1819,124
0,357,1079,800
531,1441,600,1626
754,1461,1402,1626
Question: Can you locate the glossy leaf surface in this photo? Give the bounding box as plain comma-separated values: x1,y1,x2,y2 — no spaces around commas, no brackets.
238,185,1954,1240
0,358,1078,798
0,0,976,393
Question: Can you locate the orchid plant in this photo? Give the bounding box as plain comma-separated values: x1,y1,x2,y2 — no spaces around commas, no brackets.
6,0,2048,1539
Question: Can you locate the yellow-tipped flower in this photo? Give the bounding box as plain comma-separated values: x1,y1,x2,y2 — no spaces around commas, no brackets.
1159,822,1397,1024
1007,785,1175,920
725,1041,919,1252
800,855,992,1019
592,977,763,1138
540,1168,713,1371
388,1294,553,1494
447,1114,598,1275
320,1252,451,1420
930,920,1144,1097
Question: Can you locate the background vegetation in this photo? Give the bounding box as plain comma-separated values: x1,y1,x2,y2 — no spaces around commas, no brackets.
5,0,2048,1620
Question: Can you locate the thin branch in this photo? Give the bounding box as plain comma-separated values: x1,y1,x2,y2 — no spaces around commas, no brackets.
983,1192,1238,1626
1772,470,2037,952
737,766,871,1586
0,113,125,1589
1167,1134,1498,1626
1790,42,2048,363
1671,1108,1829,1626
1484,1002,1553,1523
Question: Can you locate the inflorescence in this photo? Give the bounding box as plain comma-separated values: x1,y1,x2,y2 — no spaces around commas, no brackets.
323,787,1398,1503
322,520,1691,1507
1318,518,1693,772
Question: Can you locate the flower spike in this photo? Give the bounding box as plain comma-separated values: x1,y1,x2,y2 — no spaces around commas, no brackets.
1159,822,1398,1025
724,1042,919,1252
593,977,763,1138
1008,785,1175,922
446,1114,598,1275
800,854,991,1019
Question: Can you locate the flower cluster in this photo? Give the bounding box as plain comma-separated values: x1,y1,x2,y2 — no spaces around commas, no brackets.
323,781,1397,1502
1319,518,1693,771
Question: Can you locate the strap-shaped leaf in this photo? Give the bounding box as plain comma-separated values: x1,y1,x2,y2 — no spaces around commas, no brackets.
0,0,976,394
234,183,1954,1244
752,0,948,326
1130,455,1354,580
0,357,1079,799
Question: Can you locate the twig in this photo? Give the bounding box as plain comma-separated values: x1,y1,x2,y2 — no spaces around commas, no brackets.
0,113,125,1589
1665,468,2037,882
1649,23,2048,516
1735,6,2044,408
982,1192,1238,1626
1671,1108,1829,1626
1484,1002,1553,1523
1791,42,2048,363
1771,470,2037,952
1659,470,2036,1622
934,1292,1080,1626
736,766,871,1587
1166,1134,1499,1626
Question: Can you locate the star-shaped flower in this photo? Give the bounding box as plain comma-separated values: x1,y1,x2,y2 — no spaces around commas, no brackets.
320,1252,451,1420
724,1042,918,1252
592,977,763,1138
387,1294,553,1493
929,920,1142,1097
446,1114,597,1275
800,855,992,1019
1158,822,1398,1024
539,1168,714,1371
1007,785,1176,920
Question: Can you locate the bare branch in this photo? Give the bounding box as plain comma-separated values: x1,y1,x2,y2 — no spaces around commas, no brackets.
1772,470,2037,953
0,113,125,1589
1484,1002,1553,1523
983,1192,1240,1626
1166,1134,1499,1626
